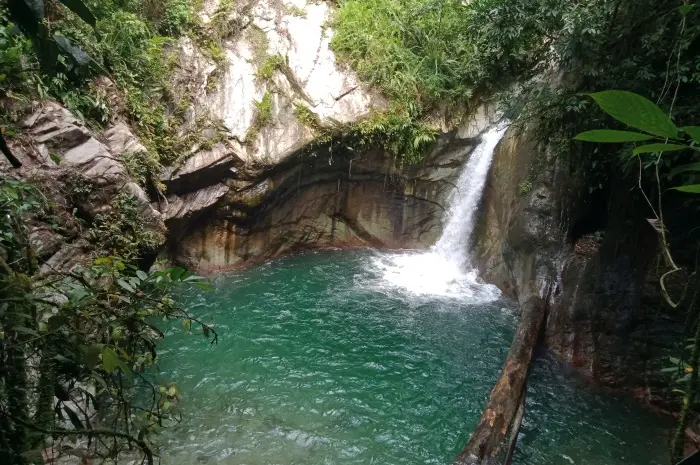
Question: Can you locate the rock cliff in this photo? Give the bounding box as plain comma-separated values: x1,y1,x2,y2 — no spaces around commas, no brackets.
472,125,681,394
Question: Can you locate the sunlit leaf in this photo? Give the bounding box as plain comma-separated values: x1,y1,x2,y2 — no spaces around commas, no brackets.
573,130,654,143
672,184,700,194
682,126,700,143
136,270,148,281
102,347,119,373
587,91,678,139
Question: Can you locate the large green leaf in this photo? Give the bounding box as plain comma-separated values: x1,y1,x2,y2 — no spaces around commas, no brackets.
670,163,700,177
672,184,700,194
588,91,679,139
59,0,96,27
573,130,654,143
682,126,700,143
117,278,135,293
632,143,687,155
102,347,133,380
102,347,119,373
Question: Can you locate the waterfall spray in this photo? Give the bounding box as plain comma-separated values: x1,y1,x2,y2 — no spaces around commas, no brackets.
432,124,509,267
366,123,508,300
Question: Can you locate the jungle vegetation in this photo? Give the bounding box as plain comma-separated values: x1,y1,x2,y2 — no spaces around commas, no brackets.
2,0,700,463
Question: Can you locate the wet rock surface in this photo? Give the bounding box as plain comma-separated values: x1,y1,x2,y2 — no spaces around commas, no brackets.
472,126,680,393
168,130,477,272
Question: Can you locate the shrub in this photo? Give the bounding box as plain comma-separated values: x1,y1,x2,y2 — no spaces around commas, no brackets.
246,91,274,144
295,103,319,130
89,192,165,257
256,54,286,81
159,0,194,36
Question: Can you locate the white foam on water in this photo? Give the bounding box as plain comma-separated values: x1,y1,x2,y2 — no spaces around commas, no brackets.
363,123,509,302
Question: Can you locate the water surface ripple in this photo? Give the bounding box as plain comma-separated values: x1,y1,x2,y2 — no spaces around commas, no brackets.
156,250,668,465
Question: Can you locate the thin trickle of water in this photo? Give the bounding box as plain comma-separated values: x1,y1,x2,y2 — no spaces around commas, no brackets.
367,123,508,300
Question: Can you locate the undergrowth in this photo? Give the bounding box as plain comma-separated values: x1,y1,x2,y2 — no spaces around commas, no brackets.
2,0,233,189
246,91,274,144
89,192,165,258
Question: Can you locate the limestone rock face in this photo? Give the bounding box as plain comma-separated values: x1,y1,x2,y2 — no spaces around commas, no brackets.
471,126,673,392
177,0,385,166
161,143,239,195
7,102,166,273
168,131,476,272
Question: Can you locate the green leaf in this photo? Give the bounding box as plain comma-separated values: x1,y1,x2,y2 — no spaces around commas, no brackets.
102,347,119,373
81,345,101,369
117,278,135,293
573,130,654,143
670,357,681,365
682,126,700,143
136,270,148,281
58,0,97,27
672,184,700,194
670,163,700,177
169,267,186,281
587,91,678,139
661,367,679,373
680,4,696,15
632,143,687,155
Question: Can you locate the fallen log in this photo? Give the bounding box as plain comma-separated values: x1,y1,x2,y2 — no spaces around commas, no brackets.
503,388,526,465
454,294,547,465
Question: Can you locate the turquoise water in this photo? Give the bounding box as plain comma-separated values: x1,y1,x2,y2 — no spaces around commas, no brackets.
156,249,669,465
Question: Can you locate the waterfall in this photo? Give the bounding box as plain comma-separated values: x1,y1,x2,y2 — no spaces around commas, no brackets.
365,123,508,301
432,124,509,266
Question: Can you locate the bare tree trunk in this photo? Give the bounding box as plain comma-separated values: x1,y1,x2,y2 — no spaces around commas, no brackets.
454,295,547,465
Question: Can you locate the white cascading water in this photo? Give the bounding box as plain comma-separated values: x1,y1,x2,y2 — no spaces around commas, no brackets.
365,123,509,301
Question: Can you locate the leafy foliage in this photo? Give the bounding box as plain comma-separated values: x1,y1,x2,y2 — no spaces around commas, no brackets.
246,92,274,144
575,89,700,462
295,103,320,131
256,54,286,81
575,90,700,193
88,192,166,258
349,111,437,165
0,179,215,464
